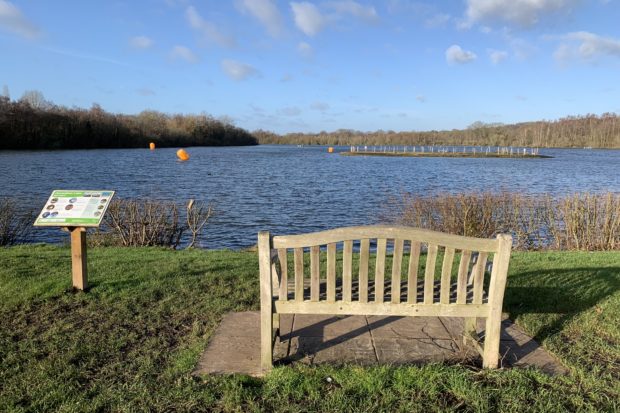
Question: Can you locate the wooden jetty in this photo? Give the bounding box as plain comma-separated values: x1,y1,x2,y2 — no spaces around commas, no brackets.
340,146,552,159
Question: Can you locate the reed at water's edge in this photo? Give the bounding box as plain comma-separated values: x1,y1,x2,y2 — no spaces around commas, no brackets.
0,198,214,248
2,193,618,251
390,192,619,251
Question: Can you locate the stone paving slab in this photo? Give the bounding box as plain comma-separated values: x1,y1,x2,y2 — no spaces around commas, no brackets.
285,336,378,366
374,338,473,365
287,314,370,339
367,315,453,339
194,311,567,377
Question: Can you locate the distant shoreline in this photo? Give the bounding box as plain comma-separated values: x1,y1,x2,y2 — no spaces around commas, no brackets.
339,151,553,159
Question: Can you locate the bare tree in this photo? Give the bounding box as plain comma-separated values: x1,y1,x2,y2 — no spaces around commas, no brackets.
19,90,50,110
186,199,214,248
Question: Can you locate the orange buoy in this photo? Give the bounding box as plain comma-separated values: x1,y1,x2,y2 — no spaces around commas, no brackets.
328,147,334,153
149,142,155,150
176,149,190,161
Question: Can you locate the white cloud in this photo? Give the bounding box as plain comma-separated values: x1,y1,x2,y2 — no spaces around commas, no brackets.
298,41,313,58
44,47,129,67
310,101,329,111
425,13,450,28
136,87,156,96
445,45,477,64
0,0,40,39
291,2,327,36
221,59,259,80
129,35,153,49
326,0,378,21
488,49,508,64
163,0,189,7
554,31,620,62
186,6,235,48
462,0,577,28
279,106,302,116
169,45,198,63
236,0,283,37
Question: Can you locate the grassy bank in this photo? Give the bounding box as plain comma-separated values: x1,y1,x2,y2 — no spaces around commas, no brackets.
0,246,618,412
340,151,552,159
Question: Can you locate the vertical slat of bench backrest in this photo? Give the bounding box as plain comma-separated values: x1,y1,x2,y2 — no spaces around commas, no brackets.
271,260,280,301
424,244,438,304
342,240,353,302
391,239,404,303
310,245,320,301
294,247,304,301
407,241,421,303
326,243,336,302
456,250,472,304
358,239,370,303
375,238,387,303
277,249,288,301
472,252,488,304
440,247,455,304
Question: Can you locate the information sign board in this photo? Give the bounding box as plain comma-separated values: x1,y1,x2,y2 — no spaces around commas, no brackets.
34,190,115,227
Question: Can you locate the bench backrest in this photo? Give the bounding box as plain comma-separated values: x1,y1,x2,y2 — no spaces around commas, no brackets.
259,225,512,309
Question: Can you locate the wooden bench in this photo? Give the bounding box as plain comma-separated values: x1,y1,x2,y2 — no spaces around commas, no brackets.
258,226,512,372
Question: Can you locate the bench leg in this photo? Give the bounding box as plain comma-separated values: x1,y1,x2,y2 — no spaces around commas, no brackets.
258,231,273,373
273,313,280,338
261,307,273,372
463,317,478,345
482,313,501,368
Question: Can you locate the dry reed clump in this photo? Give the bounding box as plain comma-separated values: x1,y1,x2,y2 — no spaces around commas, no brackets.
543,193,620,251
90,198,214,248
0,198,34,246
395,192,619,251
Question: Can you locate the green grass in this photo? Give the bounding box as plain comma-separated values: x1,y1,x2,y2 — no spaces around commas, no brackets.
0,245,618,412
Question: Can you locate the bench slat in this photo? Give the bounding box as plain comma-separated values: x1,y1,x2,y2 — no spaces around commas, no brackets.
294,248,304,301
440,247,455,304
391,239,404,304
277,248,288,301
272,225,499,252
375,238,387,303
472,252,488,304
274,300,488,317
407,241,421,304
457,250,472,304
326,243,336,302
310,245,320,302
359,239,370,303
343,240,353,302
424,244,438,304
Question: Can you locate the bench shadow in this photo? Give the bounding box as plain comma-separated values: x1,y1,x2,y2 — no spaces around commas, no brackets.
503,266,620,343
279,315,398,365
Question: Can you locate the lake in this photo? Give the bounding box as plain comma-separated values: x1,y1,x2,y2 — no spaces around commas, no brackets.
0,145,618,249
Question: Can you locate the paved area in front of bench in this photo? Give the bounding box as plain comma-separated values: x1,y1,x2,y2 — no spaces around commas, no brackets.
194,311,567,377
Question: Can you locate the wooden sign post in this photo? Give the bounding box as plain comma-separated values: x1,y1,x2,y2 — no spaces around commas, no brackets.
69,227,88,290
34,190,115,291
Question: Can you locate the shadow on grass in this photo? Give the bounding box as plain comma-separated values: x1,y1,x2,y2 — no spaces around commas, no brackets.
504,266,620,342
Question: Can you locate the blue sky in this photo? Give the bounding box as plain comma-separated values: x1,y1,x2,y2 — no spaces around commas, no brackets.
1,0,619,133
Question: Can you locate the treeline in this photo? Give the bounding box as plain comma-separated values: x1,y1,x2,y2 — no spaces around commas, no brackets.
0,92,257,150
255,113,620,148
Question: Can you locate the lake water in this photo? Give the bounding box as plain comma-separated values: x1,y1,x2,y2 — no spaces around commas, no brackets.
0,145,618,249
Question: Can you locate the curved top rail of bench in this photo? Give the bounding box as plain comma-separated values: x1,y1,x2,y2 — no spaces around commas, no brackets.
271,225,501,252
